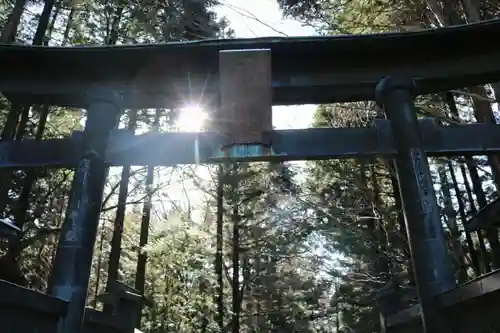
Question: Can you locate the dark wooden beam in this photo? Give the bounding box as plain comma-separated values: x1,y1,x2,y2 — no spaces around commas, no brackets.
1,19,500,108
2,120,500,168
385,269,500,333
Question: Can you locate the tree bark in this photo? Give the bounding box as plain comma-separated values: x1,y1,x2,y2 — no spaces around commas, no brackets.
448,161,481,277
33,0,57,45
439,163,467,282
105,110,137,313
215,165,225,332
134,109,160,323
1,0,28,43
231,164,241,333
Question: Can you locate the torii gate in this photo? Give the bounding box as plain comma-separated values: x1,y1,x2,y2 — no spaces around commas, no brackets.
1,18,500,333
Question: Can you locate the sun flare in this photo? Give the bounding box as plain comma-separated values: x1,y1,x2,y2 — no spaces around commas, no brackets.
176,105,208,132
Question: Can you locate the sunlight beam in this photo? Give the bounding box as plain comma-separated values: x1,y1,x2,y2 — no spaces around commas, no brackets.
176,104,208,132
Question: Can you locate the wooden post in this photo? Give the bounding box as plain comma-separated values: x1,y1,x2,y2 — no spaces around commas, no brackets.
215,48,272,157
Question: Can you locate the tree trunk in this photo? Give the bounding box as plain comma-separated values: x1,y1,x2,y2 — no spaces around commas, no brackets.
7,105,50,261
1,0,28,43
231,164,241,333
33,0,57,45
215,165,225,332
460,160,491,272
466,158,500,269
448,161,481,277
0,104,25,214
370,160,390,277
388,163,414,285
439,163,467,282
91,224,106,308
61,7,75,45
14,106,30,140
46,0,63,39
134,109,160,323
107,5,125,45
104,110,137,313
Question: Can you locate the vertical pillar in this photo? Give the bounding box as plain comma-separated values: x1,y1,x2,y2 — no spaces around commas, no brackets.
375,77,455,333
50,90,121,333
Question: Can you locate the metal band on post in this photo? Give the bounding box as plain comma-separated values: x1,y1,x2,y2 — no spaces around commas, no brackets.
375,77,455,333
50,90,122,333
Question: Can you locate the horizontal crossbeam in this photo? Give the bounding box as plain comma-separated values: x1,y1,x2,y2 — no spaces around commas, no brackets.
1,20,500,108
385,269,500,333
1,119,500,168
